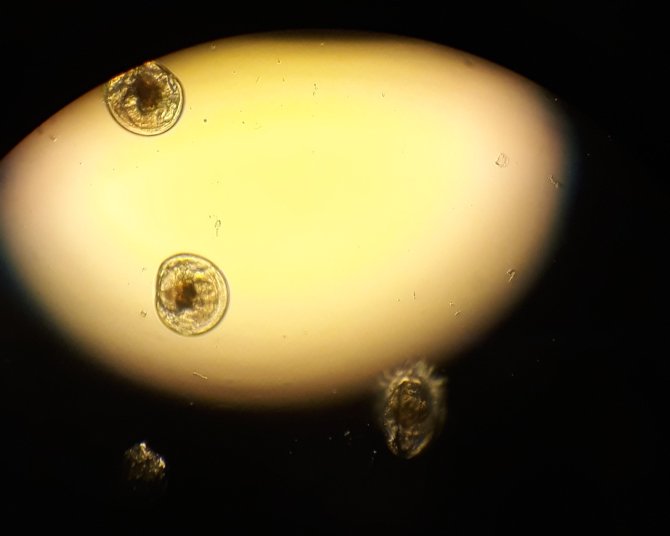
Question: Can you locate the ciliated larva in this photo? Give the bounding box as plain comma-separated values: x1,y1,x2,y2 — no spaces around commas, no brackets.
155,253,229,336
104,61,184,135
379,360,446,459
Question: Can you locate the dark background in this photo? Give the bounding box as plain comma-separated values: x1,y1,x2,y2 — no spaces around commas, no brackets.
0,2,665,532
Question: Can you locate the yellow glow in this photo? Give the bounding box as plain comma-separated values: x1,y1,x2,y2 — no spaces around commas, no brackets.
0,32,571,407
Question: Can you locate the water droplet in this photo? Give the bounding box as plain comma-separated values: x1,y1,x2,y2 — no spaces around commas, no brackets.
378,360,446,459
495,152,509,167
48,134,57,142
139,310,147,318
155,253,229,336
104,61,183,135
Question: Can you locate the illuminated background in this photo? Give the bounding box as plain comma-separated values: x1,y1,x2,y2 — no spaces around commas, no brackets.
0,32,575,407
0,2,663,532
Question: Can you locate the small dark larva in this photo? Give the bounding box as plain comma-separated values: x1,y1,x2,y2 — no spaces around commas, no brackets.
122,441,167,499
379,360,446,459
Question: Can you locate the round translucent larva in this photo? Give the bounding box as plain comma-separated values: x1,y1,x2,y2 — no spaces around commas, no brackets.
379,360,446,459
104,61,184,135
155,253,229,336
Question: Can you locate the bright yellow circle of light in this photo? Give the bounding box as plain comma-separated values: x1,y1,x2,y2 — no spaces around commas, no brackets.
0,32,572,407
